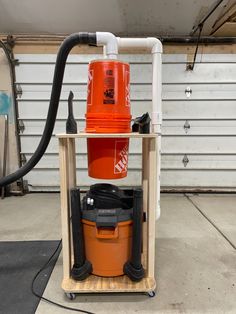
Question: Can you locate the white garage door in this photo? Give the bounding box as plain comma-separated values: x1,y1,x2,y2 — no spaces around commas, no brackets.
15,53,236,191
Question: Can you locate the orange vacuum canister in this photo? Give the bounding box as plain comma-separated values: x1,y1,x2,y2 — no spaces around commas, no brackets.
85,59,131,179
82,218,132,277
81,183,133,277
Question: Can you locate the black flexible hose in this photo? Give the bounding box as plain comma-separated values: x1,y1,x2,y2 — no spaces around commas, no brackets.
88,183,130,209
0,32,97,187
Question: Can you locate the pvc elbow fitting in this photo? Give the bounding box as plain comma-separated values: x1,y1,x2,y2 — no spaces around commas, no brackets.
147,37,163,54
96,32,118,58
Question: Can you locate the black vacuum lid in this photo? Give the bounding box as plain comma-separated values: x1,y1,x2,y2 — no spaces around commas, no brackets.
82,207,133,228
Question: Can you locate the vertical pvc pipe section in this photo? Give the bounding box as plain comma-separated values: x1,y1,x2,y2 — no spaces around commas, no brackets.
152,52,162,219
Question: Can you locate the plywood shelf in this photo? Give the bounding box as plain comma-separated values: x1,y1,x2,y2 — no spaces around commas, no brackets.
56,132,158,139
62,276,156,294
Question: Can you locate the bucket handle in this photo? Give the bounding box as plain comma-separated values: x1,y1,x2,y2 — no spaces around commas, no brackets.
96,227,118,239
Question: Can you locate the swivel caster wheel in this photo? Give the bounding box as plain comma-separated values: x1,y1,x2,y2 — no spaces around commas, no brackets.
147,290,156,298
66,292,76,300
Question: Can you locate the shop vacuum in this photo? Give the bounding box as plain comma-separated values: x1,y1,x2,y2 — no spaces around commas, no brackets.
70,184,144,281
0,32,161,284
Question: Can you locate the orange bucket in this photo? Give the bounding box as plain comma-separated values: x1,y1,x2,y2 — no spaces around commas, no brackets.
85,59,131,179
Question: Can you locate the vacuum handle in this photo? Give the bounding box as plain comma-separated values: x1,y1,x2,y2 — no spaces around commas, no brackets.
96,227,118,239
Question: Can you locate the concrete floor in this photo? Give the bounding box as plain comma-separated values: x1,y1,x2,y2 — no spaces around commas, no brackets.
0,193,235,314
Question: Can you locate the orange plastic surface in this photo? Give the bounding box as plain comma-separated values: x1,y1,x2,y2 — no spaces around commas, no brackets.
85,60,131,179
82,219,132,277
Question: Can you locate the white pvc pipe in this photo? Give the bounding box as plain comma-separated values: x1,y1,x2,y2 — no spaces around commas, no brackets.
96,32,118,59
152,52,162,133
117,37,162,53
103,45,107,59
152,52,162,220
117,37,163,219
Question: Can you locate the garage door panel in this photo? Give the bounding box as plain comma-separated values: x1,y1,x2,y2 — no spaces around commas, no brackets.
18,53,236,65
15,63,89,84
162,136,236,154
25,169,142,190
16,62,236,84
20,135,236,155
163,100,236,119
16,63,154,84
18,99,236,122
15,53,188,64
163,85,236,100
161,170,236,187
25,153,236,171
25,169,236,191
20,119,236,136
18,100,152,119
15,54,152,64
163,63,236,84
161,154,236,170
18,83,236,102
163,120,236,135
18,84,152,101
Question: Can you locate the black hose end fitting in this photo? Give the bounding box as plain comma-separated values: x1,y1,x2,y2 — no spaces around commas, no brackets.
78,32,97,45
123,261,145,282
71,260,93,281
132,113,151,134
66,91,77,134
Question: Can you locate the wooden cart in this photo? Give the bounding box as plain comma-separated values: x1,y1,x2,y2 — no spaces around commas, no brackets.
57,132,158,299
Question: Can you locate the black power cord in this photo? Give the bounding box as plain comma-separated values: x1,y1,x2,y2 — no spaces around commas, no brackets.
187,23,204,71
31,239,95,314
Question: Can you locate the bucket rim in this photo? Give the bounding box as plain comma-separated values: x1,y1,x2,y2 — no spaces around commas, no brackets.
89,59,130,66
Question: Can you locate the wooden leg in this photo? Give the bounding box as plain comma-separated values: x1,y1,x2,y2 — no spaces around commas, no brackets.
142,138,149,270
59,138,71,279
147,138,157,278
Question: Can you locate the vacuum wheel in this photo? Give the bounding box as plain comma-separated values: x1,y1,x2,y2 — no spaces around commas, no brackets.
65,292,76,300
147,290,156,298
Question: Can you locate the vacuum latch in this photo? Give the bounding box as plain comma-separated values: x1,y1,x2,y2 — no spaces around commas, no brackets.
96,208,119,228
